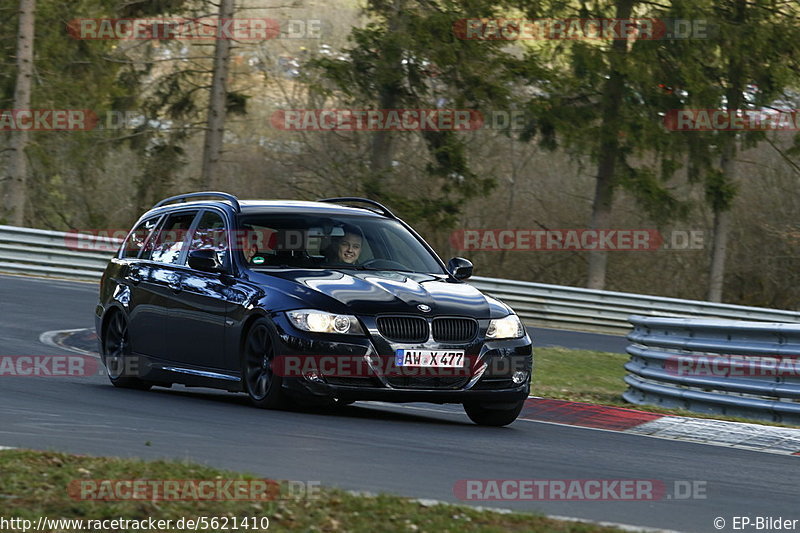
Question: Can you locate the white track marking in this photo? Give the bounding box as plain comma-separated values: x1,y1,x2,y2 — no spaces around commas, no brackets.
628,416,800,455
39,328,100,358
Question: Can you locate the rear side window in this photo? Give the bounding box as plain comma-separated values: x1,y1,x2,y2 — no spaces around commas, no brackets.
120,217,160,259
142,211,199,264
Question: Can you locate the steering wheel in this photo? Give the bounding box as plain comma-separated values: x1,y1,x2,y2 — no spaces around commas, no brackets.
360,258,409,270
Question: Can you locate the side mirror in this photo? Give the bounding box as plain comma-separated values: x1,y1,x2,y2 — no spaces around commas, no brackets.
188,249,223,273
447,257,473,280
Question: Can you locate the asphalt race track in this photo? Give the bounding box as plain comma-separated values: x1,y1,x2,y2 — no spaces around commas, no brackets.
1,273,797,532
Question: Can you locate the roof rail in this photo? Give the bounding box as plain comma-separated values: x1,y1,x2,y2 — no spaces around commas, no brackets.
317,197,398,219
152,191,241,213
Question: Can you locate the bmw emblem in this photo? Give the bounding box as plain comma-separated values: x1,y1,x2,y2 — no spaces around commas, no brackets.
417,304,431,313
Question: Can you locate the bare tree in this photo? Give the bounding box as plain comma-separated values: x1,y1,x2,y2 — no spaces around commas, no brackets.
200,0,235,188
3,0,36,226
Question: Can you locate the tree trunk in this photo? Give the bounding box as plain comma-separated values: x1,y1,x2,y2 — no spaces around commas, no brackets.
369,128,394,180
707,132,738,302
200,0,235,189
366,0,405,200
586,0,633,290
707,0,746,302
586,152,616,289
3,0,36,226
707,202,732,302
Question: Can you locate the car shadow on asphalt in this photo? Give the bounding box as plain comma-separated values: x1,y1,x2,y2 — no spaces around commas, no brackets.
87,382,472,427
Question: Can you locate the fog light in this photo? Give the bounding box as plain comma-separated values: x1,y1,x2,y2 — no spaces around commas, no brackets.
512,371,528,385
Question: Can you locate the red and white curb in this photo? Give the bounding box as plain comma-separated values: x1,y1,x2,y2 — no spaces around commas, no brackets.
520,397,800,456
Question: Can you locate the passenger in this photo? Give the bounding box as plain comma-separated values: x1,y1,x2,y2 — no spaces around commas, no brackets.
244,244,259,262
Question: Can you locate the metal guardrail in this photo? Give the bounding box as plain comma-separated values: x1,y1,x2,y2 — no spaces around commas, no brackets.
624,315,800,424
468,277,800,334
2,224,800,334
0,225,120,282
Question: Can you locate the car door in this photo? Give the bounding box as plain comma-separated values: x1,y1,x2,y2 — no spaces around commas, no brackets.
165,208,233,370
120,215,164,358
136,209,200,361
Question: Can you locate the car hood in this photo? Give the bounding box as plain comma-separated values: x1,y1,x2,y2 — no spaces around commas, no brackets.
252,269,509,318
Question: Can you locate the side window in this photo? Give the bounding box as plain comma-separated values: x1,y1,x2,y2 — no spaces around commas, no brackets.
120,216,160,259
142,211,198,264
187,210,229,268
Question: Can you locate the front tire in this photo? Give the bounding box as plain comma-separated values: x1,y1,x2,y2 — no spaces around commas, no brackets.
242,318,288,409
102,312,151,390
463,399,525,427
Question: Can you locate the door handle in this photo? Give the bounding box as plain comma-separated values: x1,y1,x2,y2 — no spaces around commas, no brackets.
168,274,183,293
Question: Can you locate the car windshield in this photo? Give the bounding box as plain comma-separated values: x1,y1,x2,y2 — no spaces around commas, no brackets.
237,213,446,274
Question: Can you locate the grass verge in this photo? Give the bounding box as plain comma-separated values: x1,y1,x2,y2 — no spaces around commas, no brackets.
0,449,624,533
531,346,800,428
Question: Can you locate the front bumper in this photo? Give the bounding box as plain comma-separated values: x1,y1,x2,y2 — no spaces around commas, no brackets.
271,313,533,405
304,382,530,404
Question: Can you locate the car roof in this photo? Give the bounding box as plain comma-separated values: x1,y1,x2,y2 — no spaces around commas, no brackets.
239,200,385,217
144,199,387,220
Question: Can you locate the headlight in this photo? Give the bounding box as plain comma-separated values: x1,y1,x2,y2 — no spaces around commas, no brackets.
286,310,365,335
486,314,524,339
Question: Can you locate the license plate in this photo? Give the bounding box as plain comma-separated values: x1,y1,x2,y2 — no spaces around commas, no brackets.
395,350,465,368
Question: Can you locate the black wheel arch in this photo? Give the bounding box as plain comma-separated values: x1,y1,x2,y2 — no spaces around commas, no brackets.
100,304,128,347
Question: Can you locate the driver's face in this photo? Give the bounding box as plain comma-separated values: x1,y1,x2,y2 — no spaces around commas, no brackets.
338,233,362,263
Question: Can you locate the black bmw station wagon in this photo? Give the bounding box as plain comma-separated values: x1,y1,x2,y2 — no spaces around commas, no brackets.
96,192,533,426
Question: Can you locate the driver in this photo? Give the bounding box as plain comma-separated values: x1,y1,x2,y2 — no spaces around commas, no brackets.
328,224,364,265
337,230,363,264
